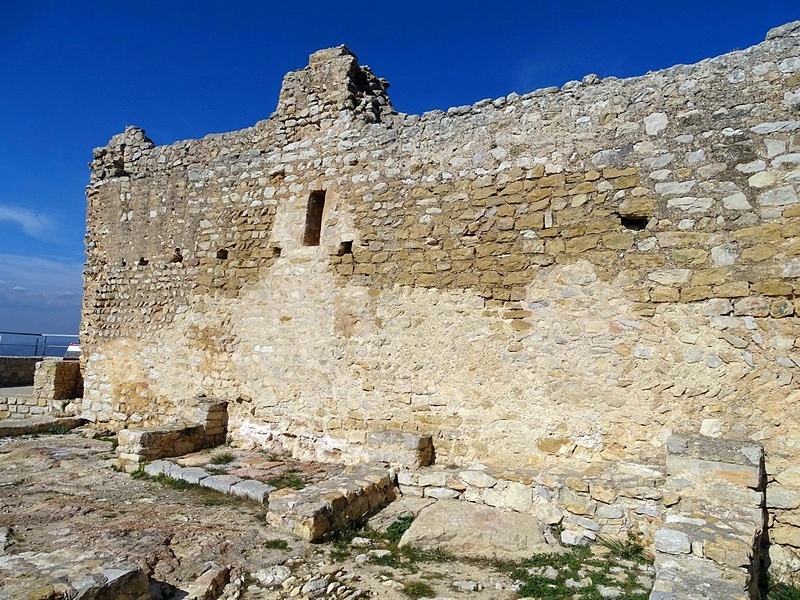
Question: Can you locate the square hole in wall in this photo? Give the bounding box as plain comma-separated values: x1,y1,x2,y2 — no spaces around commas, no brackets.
337,241,353,256
303,191,326,246
620,216,649,231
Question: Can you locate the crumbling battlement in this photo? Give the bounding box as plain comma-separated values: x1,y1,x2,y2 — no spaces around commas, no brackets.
82,22,800,579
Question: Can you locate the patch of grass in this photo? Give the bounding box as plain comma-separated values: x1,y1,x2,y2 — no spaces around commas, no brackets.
264,539,289,550
400,545,455,564
597,532,647,562
130,464,148,479
47,426,72,435
370,553,402,569
496,545,651,600
402,580,435,598
206,466,229,475
267,468,306,490
769,573,800,600
385,515,414,543
152,473,191,490
210,452,235,465
98,436,118,449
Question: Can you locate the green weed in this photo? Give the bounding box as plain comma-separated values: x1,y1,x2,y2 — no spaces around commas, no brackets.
597,532,647,562
267,468,306,490
385,515,414,543
130,464,148,479
264,539,289,550
47,426,72,435
402,580,435,598
210,452,235,465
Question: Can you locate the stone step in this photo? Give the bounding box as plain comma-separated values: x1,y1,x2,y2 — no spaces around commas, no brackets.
266,464,396,541
144,458,397,542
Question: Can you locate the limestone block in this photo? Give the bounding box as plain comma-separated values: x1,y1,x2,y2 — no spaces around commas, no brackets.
767,485,800,510
424,487,460,499
171,467,210,485
504,482,533,513
416,471,447,487
200,474,242,494
772,525,800,548
666,456,760,489
144,460,177,478
459,470,498,488
654,528,691,554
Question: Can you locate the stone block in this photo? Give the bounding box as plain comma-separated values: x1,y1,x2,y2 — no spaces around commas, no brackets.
504,482,533,512
200,474,242,494
416,471,447,487
172,466,210,485
144,460,177,478
424,487,460,499
767,485,800,509
459,470,498,488
654,528,691,554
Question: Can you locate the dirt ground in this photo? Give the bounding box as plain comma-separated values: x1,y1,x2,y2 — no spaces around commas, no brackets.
0,431,522,599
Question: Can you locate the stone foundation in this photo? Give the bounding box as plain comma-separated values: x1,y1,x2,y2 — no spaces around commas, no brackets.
397,435,766,598
115,399,228,471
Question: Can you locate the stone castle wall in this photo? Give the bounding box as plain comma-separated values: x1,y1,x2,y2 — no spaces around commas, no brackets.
83,23,800,571
0,357,38,387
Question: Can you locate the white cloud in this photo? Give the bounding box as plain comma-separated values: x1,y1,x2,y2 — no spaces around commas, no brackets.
0,254,83,305
0,204,55,240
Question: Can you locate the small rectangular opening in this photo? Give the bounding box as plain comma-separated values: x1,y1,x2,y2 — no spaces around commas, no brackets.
303,191,326,246
620,216,649,231
337,241,353,256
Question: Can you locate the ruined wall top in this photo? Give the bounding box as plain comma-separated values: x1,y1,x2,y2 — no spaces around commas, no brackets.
273,44,394,127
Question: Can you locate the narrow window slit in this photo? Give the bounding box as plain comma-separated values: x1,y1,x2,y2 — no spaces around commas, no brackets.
303,190,326,246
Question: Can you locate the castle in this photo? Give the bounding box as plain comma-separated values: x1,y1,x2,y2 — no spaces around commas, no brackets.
82,21,800,583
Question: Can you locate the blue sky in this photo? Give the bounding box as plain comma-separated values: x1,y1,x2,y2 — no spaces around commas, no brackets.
0,1,797,335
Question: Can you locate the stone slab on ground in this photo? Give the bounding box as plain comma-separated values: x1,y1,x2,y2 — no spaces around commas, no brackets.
231,479,276,503
143,460,178,478
0,415,85,437
398,498,562,561
171,466,210,485
200,474,242,493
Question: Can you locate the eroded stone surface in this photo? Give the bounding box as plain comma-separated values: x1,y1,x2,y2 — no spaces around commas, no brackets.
398,499,560,560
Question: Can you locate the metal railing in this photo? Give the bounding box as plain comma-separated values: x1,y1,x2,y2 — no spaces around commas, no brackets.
0,331,79,358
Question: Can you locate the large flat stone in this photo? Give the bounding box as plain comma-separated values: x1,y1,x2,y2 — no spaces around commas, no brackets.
231,479,275,503
397,499,561,560
171,466,209,484
199,474,242,493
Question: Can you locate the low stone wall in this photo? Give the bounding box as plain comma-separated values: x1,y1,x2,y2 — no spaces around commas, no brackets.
266,464,396,541
33,359,82,400
115,399,228,471
0,392,54,419
234,424,434,469
0,357,37,386
397,435,766,598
